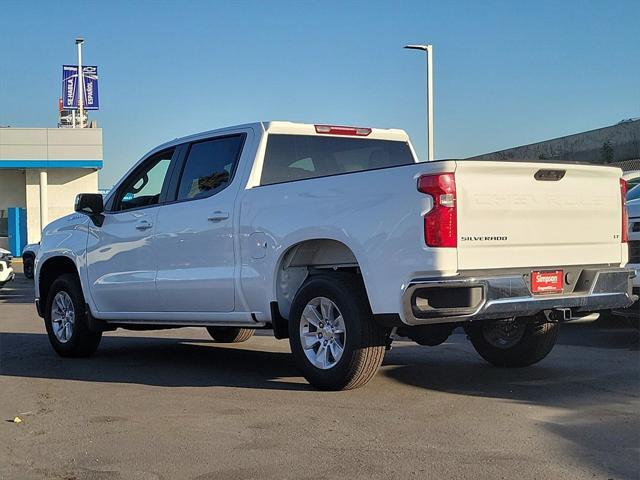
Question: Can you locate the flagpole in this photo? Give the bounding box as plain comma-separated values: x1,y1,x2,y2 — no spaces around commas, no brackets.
76,38,84,128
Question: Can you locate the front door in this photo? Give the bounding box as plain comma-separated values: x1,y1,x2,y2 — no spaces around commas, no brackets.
154,134,245,313
86,149,175,313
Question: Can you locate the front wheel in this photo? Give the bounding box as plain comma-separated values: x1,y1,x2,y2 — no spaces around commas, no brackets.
289,273,386,390
44,274,102,357
466,319,559,367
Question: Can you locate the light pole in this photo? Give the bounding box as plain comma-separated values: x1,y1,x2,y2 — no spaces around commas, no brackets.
404,44,434,161
76,37,84,128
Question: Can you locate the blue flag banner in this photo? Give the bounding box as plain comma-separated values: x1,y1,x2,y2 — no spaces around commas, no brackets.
61,65,100,110
82,66,99,110
62,65,78,109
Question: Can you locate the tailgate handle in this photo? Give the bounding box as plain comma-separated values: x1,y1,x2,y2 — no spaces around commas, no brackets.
534,169,565,181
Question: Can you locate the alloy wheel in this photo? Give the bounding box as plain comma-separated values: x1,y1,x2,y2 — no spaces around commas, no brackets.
51,291,75,343
299,297,346,369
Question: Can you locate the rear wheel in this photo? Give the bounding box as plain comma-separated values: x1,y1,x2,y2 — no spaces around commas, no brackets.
289,273,386,390
44,274,102,357
206,327,254,343
466,319,559,367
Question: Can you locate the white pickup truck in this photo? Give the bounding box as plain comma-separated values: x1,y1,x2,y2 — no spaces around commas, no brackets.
34,121,636,390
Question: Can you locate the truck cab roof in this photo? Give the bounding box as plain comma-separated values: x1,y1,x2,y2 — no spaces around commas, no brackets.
154,121,411,154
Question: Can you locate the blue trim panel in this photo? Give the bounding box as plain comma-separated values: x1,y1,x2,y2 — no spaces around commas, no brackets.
0,160,103,169
8,207,27,256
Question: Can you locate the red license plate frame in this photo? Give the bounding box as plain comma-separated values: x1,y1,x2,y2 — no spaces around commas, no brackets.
531,270,564,295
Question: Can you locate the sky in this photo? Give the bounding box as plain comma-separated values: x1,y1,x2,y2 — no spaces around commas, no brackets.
1,0,639,187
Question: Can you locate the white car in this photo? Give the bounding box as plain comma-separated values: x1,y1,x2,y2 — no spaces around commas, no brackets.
619,197,640,321
0,247,15,287
627,199,640,283
34,121,636,390
611,171,640,323
624,171,640,292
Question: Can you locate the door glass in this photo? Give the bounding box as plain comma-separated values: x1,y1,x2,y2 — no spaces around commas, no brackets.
177,135,244,201
117,149,174,211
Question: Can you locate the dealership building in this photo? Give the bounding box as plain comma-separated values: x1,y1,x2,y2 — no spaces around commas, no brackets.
0,127,102,253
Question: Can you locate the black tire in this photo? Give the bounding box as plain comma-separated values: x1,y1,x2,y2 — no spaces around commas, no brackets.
466,319,559,367
288,273,386,391
206,326,255,343
44,273,102,357
23,255,34,279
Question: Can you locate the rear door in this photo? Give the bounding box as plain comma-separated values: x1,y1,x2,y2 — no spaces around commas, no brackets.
455,161,624,270
154,134,246,313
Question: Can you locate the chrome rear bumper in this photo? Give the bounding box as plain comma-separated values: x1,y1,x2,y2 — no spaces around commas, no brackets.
403,267,637,326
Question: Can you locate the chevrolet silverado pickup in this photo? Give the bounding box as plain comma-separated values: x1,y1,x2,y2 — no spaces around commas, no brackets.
34,121,637,390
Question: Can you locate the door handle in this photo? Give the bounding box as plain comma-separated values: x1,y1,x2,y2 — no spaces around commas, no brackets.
135,220,153,230
207,211,229,222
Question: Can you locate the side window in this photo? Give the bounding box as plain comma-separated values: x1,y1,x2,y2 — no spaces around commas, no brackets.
176,135,244,201
116,149,174,211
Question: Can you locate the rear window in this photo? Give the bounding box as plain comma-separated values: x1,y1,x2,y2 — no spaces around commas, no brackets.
260,134,415,185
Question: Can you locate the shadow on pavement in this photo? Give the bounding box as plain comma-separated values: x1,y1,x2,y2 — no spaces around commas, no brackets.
382,328,640,480
0,332,308,391
557,322,639,350
0,269,34,305
2,325,638,476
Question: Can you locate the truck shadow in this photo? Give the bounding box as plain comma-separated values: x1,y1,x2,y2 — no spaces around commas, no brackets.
0,332,309,391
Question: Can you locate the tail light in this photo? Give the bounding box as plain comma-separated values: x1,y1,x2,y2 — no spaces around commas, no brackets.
621,179,628,243
418,173,457,247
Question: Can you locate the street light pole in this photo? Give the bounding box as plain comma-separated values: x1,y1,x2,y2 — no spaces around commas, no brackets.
76,37,84,128
404,44,434,161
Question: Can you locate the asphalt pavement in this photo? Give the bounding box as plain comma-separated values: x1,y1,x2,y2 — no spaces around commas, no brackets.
1,264,638,479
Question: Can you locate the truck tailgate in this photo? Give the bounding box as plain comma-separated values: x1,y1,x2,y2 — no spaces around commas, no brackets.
455,161,624,270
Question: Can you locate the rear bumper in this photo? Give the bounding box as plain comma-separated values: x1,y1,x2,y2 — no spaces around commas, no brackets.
403,267,637,326
612,286,640,320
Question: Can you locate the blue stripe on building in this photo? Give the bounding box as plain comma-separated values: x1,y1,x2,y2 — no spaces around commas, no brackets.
0,160,103,169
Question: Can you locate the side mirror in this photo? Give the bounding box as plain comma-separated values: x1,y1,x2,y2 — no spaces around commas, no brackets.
75,193,104,216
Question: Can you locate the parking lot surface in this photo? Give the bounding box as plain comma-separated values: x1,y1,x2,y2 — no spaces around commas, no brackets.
1,265,639,480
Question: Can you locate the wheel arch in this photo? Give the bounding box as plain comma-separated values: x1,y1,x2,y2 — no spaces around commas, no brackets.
38,255,82,314
272,238,371,322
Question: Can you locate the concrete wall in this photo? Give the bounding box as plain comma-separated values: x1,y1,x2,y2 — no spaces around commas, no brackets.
468,119,640,164
0,128,103,164
0,170,27,250
25,169,99,243
0,127,102,246
0,170,27,210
